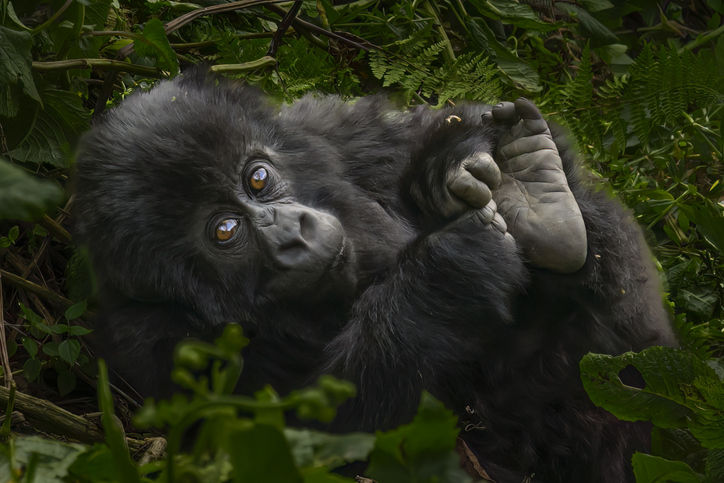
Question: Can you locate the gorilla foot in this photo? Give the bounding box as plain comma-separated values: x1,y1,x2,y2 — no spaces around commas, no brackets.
483,98,587,273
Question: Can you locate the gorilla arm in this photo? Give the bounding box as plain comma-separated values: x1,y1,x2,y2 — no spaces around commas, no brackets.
325,212,526,432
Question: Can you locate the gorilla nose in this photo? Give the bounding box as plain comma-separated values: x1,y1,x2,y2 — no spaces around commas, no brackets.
254,203,346,274
258,206,315,267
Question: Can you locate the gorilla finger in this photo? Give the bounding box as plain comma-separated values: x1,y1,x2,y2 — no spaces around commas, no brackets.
490,102,518,124
462,152,502,189
491,212,507,234
513,98,549,134
499,136,558,161
448,171,492,209
478,199,496,223
514,98,543,120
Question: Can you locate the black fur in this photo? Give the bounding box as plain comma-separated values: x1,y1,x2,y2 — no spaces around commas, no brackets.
74,73,675,482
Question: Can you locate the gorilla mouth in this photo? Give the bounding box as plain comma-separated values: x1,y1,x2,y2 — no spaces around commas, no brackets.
330,236,348,270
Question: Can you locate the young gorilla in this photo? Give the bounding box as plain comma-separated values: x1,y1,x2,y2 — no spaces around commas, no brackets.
74,73,675,483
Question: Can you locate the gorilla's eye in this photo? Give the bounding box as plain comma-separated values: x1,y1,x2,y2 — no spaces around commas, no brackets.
249,167,268,193
215,219,239,242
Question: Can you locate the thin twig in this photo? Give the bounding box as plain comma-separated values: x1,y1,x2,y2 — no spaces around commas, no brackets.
170,31,278,50
0,273,11,387
266,1,302,58
265,4,370,52
39,213,72,245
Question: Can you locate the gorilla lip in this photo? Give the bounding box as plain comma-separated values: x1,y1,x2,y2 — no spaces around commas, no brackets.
330,237,348,270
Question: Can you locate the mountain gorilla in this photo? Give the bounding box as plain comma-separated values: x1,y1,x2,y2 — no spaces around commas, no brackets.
74,72,675,482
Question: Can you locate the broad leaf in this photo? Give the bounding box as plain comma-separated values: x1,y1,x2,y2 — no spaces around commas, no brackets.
134,18,179,76
0,436,87,482
0,160,63,220
226,423,303,483
367,392,472,483
0,26,40,101
632,453,703,483
581,347,724,449
467,17,541,92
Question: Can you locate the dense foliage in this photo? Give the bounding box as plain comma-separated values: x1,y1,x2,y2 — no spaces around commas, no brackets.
0,0,723,481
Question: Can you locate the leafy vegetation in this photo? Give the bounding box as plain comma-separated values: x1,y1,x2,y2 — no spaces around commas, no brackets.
0,0,723,481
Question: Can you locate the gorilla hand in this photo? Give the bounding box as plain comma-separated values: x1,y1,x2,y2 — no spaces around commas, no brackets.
445,151,509,235
482,98,587,273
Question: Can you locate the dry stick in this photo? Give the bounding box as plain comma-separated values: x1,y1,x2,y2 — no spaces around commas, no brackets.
0,270,73,308
20,237,51,280
22,198,74,294
0,385,145,451
0,273,12,387
266,0,302,58
265,3,370,52
163,0,280,35
170,31,278,50
39,213,73,246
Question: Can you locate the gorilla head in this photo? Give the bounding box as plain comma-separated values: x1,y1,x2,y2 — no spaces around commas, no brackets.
74,76,409,334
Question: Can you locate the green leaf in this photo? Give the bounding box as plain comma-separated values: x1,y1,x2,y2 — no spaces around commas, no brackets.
556,3,620,47
705,449,724,482
226,423,303,483
678,287,718,319
8,225,19,242
632,453,704,483
678,203,724,253
579,0,615,12
97,360,140,482
23,358,41,381
134,18,179,76
581,347,724,449
0,436,87,482
0,159,63,220
0,26,40,102
285,428,375,469
67,445,117,482
43,341,60,357
582,349,695,427
467,17,541,92
468,0,559,31
65,301,87,321
367,392,472,483
58,370,77,396
19,303,43,325
302,467,356,483
2,2,31,31
8,89,91,167
22,336,38,358
68,325,92,336
58,339,81,365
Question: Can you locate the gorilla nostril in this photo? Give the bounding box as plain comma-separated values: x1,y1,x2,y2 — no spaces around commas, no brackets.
276,240,308,266
299,210,316,242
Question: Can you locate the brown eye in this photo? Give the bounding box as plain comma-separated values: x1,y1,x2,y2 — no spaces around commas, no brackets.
215,219,239,242
249,167,268,192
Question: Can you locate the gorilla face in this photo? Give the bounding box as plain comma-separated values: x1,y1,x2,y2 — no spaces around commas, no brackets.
75,80,363,325
195,156,357,303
